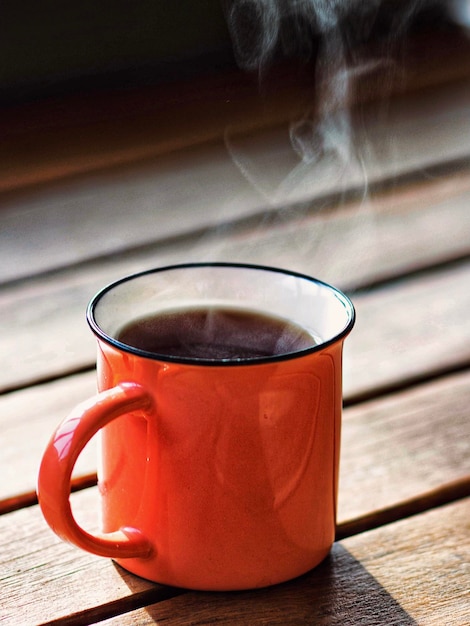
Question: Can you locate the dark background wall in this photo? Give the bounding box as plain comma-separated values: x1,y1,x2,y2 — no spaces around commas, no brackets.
0,0,460,105
0,1,234,104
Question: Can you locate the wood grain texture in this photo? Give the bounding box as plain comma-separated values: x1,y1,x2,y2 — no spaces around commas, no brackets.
0,489,160,626
0,373,97,506
342,499,470,626
338,369,470,522
98,499,470,625
344,259,470,399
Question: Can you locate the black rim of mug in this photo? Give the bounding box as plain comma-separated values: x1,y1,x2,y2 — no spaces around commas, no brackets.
86,262,356,366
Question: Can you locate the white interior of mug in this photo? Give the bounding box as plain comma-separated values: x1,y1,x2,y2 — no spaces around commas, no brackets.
88,263,355,364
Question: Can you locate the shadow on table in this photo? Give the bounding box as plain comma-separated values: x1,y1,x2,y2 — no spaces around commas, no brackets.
118,543,417,624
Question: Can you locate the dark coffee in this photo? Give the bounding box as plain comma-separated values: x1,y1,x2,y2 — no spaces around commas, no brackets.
116,307,316,360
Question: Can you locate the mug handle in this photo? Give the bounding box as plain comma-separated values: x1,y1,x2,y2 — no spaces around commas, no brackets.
37,382,154,559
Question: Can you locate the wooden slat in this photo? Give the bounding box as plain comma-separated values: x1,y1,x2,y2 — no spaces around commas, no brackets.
2,169,470,394
99,499,469,626
341,501,470,626
1,488,467,624
0,489,160,626
338,369,470,522
0,373,97,508
344,259,470,400
2,77,470,285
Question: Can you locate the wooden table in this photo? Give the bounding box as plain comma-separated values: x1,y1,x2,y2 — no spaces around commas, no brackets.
1,62,470,624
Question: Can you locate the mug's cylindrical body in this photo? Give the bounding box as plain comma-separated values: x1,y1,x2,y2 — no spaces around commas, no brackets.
97,337,344,590
37,263,354,591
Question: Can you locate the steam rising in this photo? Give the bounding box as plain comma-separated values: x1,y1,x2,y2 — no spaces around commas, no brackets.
223,0,430,202
227,0,357,72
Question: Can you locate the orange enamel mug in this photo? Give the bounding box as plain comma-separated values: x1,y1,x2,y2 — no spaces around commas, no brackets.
37,263,355,591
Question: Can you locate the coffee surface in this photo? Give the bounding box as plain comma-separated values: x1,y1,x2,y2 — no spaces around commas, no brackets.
116,307,315,360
